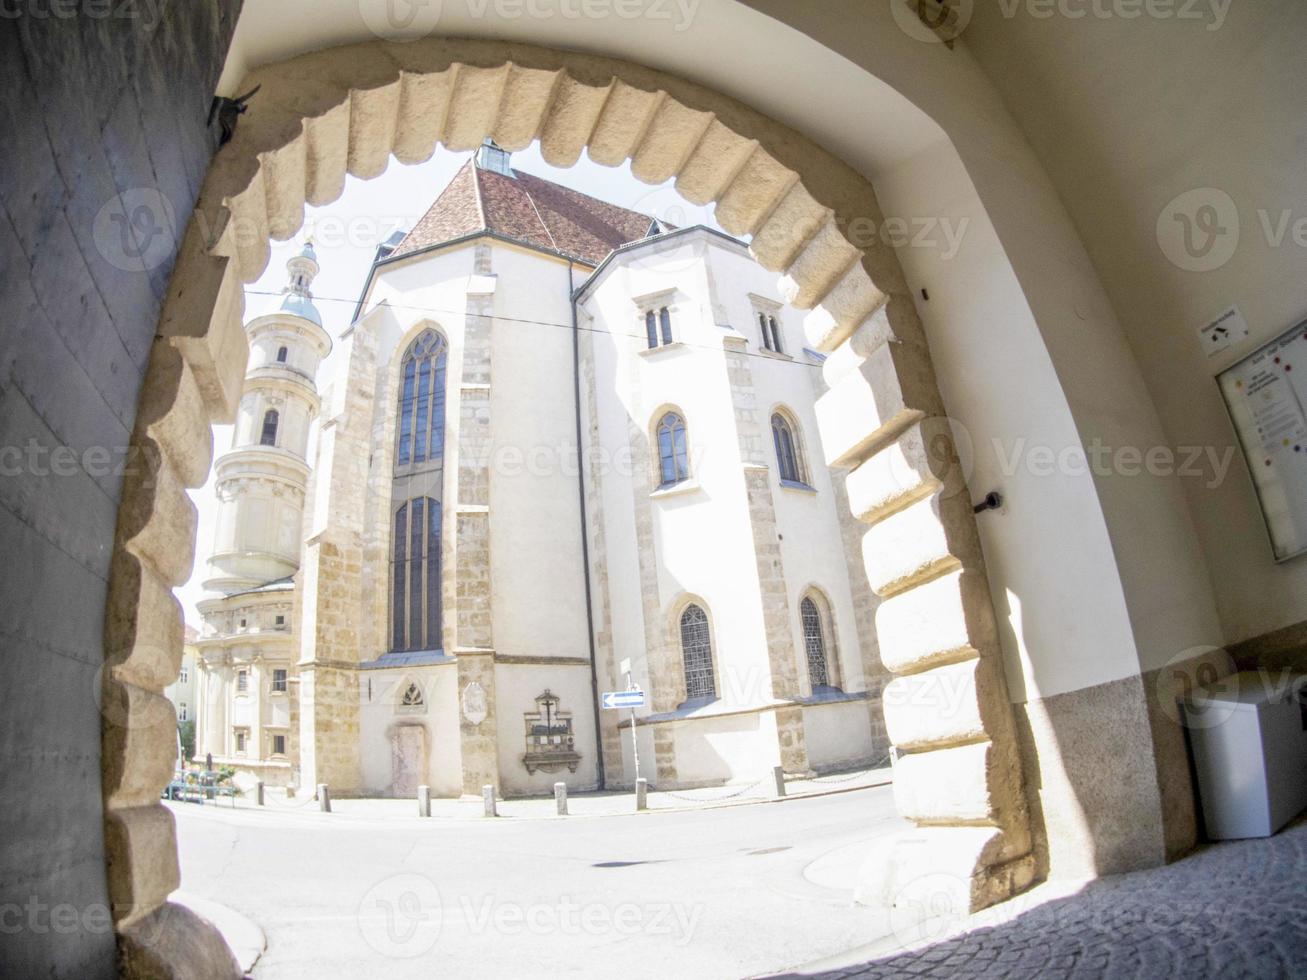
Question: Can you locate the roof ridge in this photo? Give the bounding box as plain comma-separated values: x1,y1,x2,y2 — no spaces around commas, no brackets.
515,174,560,252
470,156,488,229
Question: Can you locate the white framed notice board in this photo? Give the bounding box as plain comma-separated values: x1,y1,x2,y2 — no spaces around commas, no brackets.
1217,317,1307,562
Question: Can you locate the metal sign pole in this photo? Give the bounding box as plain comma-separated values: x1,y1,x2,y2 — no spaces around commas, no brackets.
627,669,640,789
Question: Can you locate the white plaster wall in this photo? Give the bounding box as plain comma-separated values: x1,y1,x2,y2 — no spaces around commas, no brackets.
960,2,1307,646
583,238,774,709
485,244,591,664
803,701,876,771
356,665,461,797
874,144,1144,702
493,663,600,795
671,711,781,787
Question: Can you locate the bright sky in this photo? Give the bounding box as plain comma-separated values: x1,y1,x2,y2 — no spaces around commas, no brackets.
177,143,726,627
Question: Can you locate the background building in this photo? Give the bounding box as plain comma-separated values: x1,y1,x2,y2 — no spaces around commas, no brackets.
195,144,889,796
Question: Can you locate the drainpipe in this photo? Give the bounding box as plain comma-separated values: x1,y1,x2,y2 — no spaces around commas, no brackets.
570,259,606,790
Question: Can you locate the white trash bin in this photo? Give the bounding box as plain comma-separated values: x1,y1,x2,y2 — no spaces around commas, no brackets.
1184,671,1307,840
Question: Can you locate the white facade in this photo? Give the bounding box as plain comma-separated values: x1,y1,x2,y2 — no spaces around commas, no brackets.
200,157,889,797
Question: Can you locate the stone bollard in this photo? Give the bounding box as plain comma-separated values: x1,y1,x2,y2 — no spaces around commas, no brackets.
635,778,648,811
554,781,568,816
773,765,786,798
482,784,498,818
418,785,431,818
318,783,331,813
256,781,264,807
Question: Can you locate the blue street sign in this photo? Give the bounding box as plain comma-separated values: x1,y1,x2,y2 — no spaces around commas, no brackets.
601,690,645,710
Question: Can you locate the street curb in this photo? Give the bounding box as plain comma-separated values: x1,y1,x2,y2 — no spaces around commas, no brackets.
173,891,267,975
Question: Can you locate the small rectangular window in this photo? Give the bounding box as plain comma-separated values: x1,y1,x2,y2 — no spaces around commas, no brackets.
272,669,288,693
179,668,188,683
275,615,285,626
235,731,246,753
237,670,248,693
272,734,286,755
178,704,187,722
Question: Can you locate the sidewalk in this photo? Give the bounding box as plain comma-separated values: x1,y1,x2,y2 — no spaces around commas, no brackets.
781,816,1307,979
176,764,892,824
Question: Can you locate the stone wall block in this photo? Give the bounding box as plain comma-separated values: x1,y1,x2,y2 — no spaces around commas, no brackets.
118,901,241,980
862,491,983,597
538,75,612,167
750,182,830,272
101,681,178,809
394,68,458,164
846,417,969,525
875,567,998,675
493,64,561,151
631,97,714,186
444,63,511,151
778,216,862,311
882,657,1004,751
119,454,197,589
346,82,402,180
103,554,183,691
132,343,214,490
803,262,888,354
258,135,309,244
893,740,1024,833
301,101,352,209
587,80,663,166
814,340,947,468
103,803,179,924
674,119,757,205
714,145,797,237
820,307,894,388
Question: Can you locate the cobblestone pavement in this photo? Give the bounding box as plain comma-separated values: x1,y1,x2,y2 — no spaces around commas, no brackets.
789,818,1307,979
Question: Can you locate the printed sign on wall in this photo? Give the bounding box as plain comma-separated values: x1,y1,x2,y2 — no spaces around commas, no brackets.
1218,317,1307,561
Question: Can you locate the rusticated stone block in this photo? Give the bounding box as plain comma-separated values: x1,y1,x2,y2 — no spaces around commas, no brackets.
845,415,967,525
778,215,862,311
875,567,1000,674
882,656,1008,751
814,338,947,469
862,490,983,597
104,804,179,924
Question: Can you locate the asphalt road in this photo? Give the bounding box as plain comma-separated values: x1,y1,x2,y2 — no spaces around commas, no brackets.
173,786,910,978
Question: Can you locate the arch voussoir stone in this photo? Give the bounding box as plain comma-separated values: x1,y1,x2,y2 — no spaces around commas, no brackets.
105,35,1039,975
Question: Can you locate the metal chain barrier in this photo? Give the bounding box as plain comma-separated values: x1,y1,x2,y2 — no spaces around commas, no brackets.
808,754,893,785
659,776,768,803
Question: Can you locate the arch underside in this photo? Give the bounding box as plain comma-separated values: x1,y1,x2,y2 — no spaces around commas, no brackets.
104,36,1036,975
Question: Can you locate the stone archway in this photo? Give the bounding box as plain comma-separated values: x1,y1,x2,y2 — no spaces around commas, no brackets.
103,36,1034,971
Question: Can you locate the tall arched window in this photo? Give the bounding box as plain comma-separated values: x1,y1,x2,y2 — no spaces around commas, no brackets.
772,412,804,484
391,497,442,652
801,596,834,690
396,330,449,467
680,604,716,701
276,345,288,363
260,409,279,447
391,329,449,652
656,412,690,487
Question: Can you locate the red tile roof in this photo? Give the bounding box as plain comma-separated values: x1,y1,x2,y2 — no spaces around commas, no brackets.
390,159,656,267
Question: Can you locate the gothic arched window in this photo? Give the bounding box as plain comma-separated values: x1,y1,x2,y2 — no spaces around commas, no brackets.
391,498,442,652
772,412,804,485
656,412,690,488
260,409,279,447
396,330,449,468
801,595,835,690
276,345,288,363
680,604,716,701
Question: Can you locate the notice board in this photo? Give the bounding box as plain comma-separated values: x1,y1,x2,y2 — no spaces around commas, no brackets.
1217,317,1307,562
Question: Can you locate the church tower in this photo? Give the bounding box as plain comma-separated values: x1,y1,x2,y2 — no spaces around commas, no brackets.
192,243,331,782
203,243,331,593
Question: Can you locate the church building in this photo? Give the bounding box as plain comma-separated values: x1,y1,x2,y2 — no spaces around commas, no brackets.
194,142,890,797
